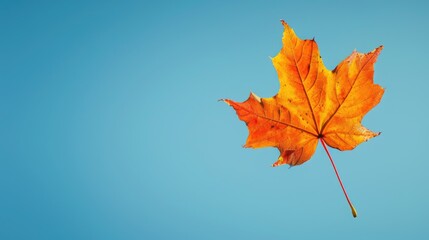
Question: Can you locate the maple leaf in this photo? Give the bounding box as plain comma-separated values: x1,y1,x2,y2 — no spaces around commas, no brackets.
222,20,384,217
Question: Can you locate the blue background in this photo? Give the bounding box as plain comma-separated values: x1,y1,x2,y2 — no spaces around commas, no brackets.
1,0,428,239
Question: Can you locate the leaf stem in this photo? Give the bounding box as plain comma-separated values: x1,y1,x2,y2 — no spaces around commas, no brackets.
320,138,357,218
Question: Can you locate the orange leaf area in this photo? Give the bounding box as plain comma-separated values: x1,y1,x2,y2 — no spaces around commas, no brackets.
224,20,384,166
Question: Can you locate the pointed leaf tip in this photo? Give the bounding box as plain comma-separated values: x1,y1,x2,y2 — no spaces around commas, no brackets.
221,98,233,106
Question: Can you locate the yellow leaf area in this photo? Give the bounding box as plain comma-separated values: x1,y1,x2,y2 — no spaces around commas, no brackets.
224,20,384,166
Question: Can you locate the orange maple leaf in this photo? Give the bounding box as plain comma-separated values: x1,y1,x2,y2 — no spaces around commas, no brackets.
223,20,384,217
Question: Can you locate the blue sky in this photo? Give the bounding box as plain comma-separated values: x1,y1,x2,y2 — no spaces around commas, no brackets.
1,0,429,239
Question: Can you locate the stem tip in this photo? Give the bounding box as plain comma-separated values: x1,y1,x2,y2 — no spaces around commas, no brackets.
351,205,358,218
